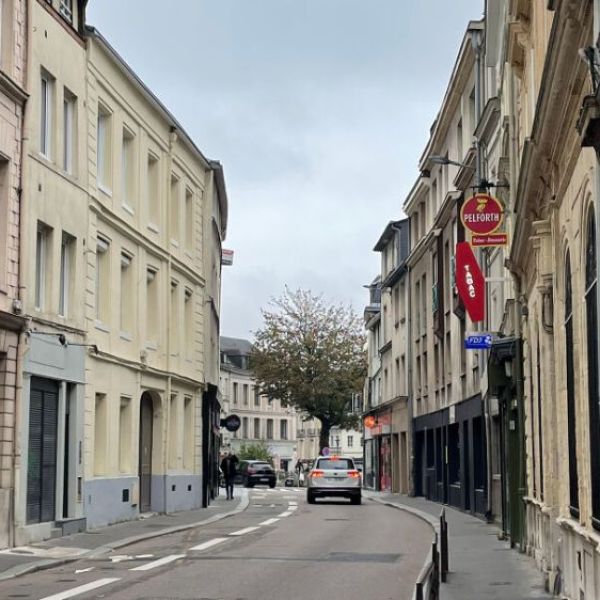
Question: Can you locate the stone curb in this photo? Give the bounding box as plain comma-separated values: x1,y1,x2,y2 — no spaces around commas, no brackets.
0,490,250,582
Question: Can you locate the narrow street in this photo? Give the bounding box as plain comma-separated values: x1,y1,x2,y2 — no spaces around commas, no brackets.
0,489,431,600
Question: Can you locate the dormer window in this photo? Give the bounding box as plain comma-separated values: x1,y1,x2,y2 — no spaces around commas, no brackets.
59,0,73,23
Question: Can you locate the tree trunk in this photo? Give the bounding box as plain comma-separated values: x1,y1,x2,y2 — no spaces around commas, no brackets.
318,419,331,454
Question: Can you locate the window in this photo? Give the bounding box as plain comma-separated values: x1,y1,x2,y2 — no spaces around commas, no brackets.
147,153,159,225
347,435,354,448
254,387,260,407
0,159,7,291
565,250,579,517
97,105,112,190
242,417,248,439
456,118,463,162
185,188,193,252
40,72,53,158
170,280,179,353
119,397,132,473
183,396,193,470
94,393,107,475
184,288,193,359
121,128,135,209
95,237,110,323
59,233,75,317
280,420,288,440
243,384,249,406
120,252,133,334
254,418,260,439
266,419,273,440
35,223,51,310
585,210,600,528
63,90,76,174
170,174,180,242
233,382,238,405
59,0,73,23
146,267,158,343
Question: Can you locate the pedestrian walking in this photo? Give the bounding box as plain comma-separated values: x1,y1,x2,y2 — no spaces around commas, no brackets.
220,452,239,500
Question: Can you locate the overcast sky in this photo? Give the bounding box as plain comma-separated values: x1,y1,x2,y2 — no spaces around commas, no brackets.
87,0,483,340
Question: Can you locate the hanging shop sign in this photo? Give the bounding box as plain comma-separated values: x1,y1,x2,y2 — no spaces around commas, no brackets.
460,193,506,244
221,414,241,432
455,241,485,322
464,333,494,350
471,233,508,247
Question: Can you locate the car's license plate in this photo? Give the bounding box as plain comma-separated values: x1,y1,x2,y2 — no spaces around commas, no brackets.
260,478,269,482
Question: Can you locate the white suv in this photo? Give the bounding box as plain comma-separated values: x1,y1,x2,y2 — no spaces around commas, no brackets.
306,456,362,505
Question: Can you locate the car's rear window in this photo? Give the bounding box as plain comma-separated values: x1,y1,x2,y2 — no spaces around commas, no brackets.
253,463,272,469
316,459,354,470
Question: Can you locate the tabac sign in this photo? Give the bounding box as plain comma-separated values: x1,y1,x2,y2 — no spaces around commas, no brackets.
460,193,507,246
455,242,485,322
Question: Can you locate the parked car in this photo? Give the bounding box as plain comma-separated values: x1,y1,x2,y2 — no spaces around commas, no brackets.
238,460,277,488
306,456,361,504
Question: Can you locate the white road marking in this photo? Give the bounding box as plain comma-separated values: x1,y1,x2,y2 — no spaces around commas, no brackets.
259,518,280,526
190,537,227,551
134,554,154,559
229,526,260,536
288,501,298,506
39,577,120,600
278,510,293,517
130,554,186,571
289,505,298,511
74,567,94,574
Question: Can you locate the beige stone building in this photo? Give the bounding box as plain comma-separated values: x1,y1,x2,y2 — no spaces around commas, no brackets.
0,0,27,548
13,1,228,544
219,337,296,471
362,220,410,493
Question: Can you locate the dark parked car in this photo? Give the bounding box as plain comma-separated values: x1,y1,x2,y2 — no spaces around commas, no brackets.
237,460,277,488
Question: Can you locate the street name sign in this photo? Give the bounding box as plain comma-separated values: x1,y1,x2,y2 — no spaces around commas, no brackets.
464,334,494,350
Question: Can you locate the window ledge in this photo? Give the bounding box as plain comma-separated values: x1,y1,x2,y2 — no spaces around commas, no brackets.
145,341,158,351
171,239,180,248
120,331,133,341
122,203,135,216
95,321,110,333
98,183,113,197
147,223,159,234
184,250,193,260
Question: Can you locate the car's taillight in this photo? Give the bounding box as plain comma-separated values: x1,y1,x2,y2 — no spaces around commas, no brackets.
347,470,361,478
311,470,325,478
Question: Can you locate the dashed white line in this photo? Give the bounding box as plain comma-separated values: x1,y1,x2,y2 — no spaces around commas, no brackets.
278,511,293,517
40,578,120,600
288,506,298,511
229,526,260,536
130,554,186,571
190,537,228,551
288,501,298,506
259,518,280,526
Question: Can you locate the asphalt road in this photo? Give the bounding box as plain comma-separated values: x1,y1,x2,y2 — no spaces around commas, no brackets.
0,488,432,600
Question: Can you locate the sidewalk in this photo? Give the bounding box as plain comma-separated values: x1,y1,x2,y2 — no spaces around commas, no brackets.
0,488,249,581
367,492,551,600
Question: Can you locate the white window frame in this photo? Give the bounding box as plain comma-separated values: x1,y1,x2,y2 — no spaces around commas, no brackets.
97,105,112,192
40,73,53,158
58,232,73,317
120,251,133,334
63,90,75,174
35,224,48,310
59,0,73,23
95,236,110,323
121,127,135,211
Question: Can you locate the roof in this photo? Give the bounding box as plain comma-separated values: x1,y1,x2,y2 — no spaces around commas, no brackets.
220,336,253,356
373,220,404,252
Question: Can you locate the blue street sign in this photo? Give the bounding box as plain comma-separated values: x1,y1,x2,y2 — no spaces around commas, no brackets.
464,334,493,350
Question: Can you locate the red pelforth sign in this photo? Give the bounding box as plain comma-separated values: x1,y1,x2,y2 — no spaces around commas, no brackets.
460,193,504,236
455,242,485,322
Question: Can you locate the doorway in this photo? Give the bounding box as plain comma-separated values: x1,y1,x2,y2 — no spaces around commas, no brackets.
27,378,59,524
139,392,154,513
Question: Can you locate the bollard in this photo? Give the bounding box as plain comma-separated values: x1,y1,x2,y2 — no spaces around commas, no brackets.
415,581,423,600
440,508,449,583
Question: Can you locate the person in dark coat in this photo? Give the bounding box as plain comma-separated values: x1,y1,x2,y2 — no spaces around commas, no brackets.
220,452,239,500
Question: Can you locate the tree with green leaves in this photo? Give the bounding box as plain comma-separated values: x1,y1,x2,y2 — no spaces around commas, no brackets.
237,441,273,463
251,288,366,452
